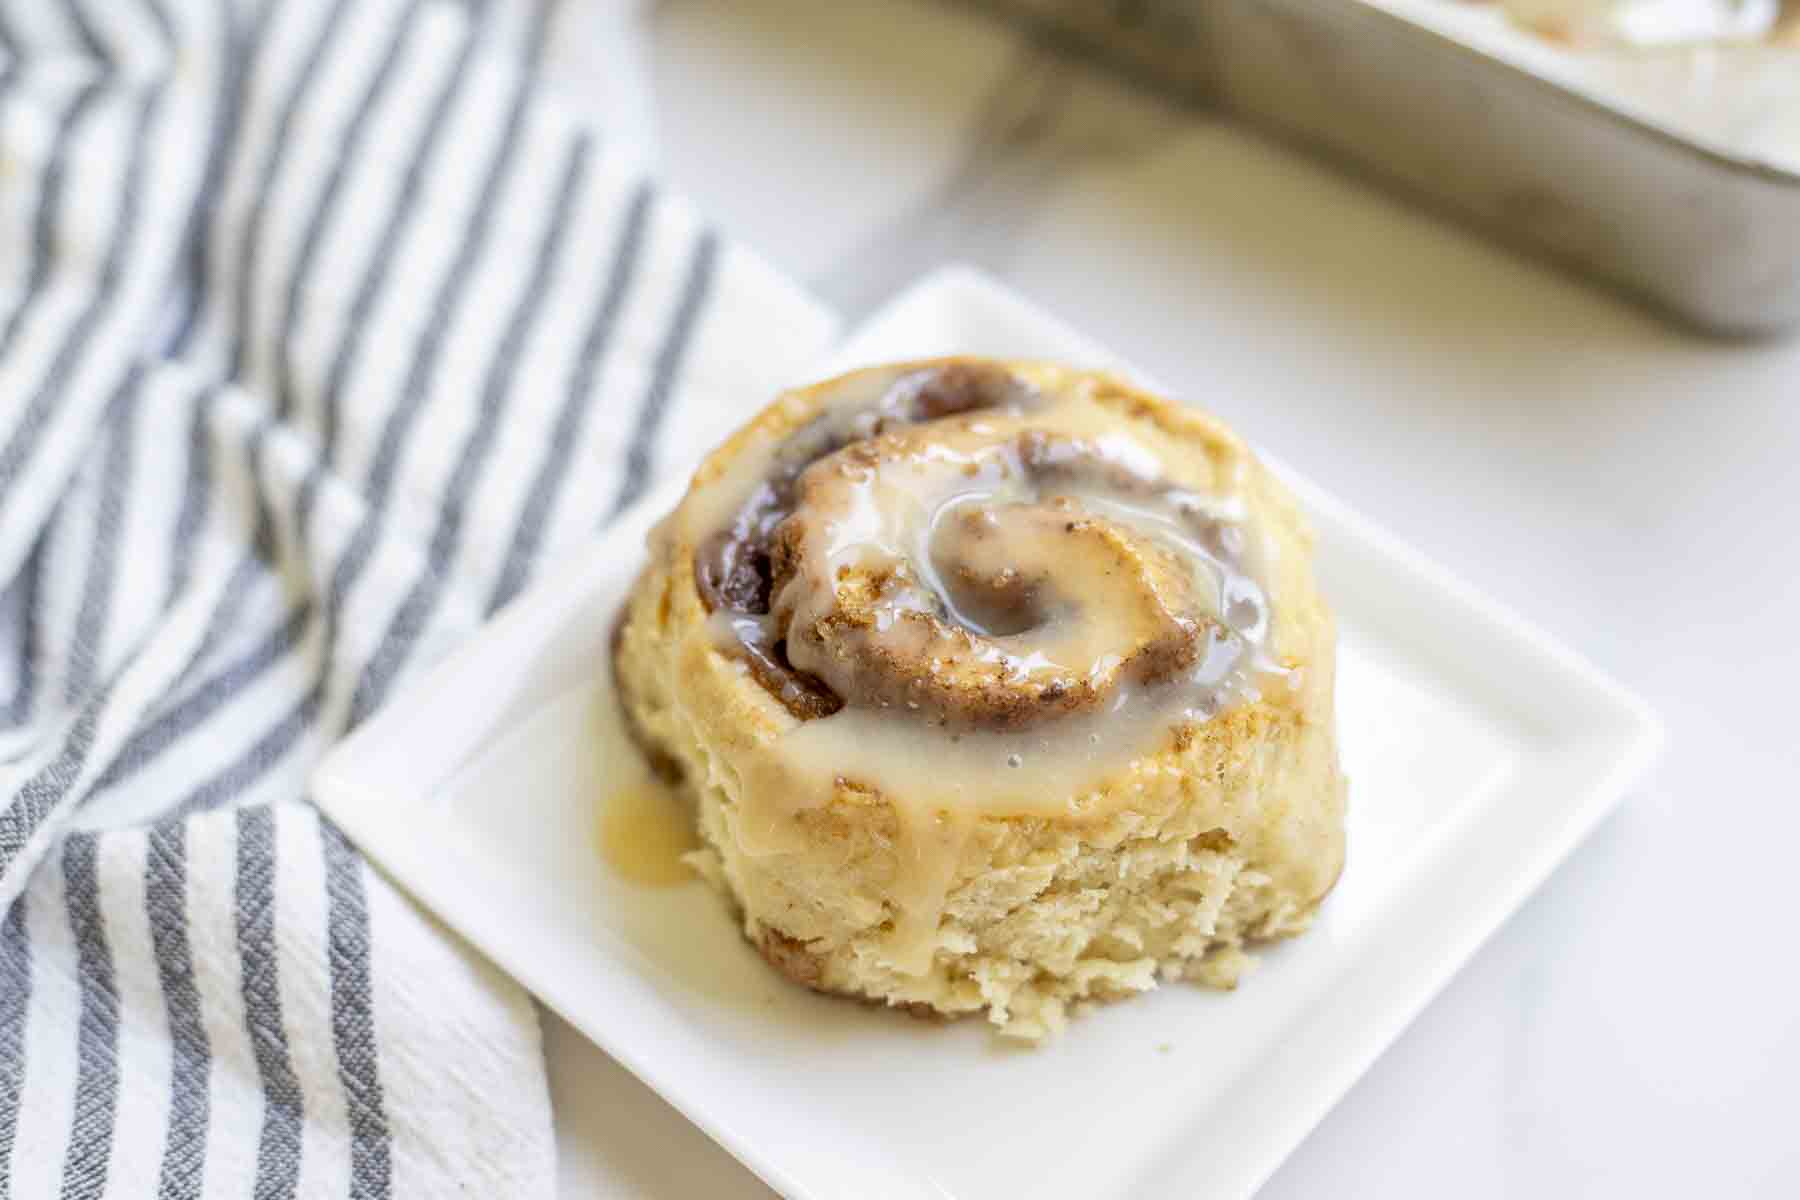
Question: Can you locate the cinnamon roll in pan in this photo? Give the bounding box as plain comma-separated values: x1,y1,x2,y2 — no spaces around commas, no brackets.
613,358,1345,1040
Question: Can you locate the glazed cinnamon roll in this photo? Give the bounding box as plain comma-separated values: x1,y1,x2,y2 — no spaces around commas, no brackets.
613,359,1344,1039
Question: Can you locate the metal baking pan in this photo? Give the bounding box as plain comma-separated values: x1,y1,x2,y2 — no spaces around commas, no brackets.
966,0,1800,336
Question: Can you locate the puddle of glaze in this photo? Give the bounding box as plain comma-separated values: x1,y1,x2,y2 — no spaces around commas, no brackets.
598,777,700,888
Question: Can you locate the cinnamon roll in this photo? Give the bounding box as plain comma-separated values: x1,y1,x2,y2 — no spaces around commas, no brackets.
613,358,1345,1039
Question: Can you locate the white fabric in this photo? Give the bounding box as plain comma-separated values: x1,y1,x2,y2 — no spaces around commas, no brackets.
0,0,840,1195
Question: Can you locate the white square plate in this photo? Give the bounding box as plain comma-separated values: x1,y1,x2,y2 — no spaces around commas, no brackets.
315,267,1662,1200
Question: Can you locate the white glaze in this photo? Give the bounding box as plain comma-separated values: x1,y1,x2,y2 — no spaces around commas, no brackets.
666,365,1286,972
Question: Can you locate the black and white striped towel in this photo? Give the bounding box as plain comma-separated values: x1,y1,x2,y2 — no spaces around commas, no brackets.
0,0,838,1193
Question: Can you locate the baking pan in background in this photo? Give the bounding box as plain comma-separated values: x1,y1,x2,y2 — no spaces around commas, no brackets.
966,0,1800,336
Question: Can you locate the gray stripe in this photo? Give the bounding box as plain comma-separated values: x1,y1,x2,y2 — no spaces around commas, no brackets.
236,807,303,1199
152,412,283,684
177,541,272,685
273,0,427,421
142,0,176,46
0,685,107,881
164,384,220,608
66,372,142,702
84,0,174,64
166,0,275,357
97,600,310,797
61,0,109,65
224,0,356,382
59,833,119,1200
170,690,316,820
145,819,208,1200
3,539,44,727
316,19,481,469
0,80,104,365
349,37,571,726
487,177,654,611
0,895,28,1200
0,74,165,513
462,0,496,31
320,819,387,1200
610,231,719,516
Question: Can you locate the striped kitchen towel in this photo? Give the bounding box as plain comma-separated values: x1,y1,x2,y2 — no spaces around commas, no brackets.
0,0,838,1195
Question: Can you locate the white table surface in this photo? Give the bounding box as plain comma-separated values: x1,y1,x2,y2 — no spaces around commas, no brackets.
543,2,1800,1195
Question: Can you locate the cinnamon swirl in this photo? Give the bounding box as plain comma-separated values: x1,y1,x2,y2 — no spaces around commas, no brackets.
613,358,1345,1039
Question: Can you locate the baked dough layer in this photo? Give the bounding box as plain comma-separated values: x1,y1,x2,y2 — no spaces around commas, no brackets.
614,359,1345,1039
